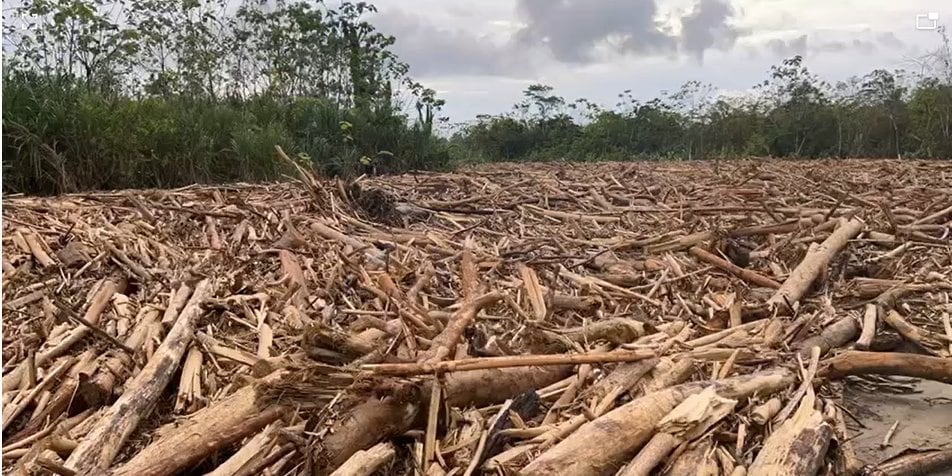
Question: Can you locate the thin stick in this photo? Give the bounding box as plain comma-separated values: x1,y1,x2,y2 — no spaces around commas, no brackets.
361,350,655,376
881,419,900,448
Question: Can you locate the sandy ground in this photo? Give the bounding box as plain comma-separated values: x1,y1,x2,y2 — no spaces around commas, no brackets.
845,378,952,470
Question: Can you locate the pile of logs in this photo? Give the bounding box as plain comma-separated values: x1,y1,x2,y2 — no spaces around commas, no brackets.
2,157,951,475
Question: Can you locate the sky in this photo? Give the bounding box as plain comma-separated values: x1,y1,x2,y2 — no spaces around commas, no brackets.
368,0,951,121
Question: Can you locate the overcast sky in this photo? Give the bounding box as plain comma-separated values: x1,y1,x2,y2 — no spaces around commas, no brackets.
369,0,950,121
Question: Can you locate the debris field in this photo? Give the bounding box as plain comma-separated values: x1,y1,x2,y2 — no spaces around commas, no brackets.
2,158,952,476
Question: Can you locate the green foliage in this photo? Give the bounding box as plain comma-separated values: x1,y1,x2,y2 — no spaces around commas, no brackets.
2,0,450,194
455,46,952,163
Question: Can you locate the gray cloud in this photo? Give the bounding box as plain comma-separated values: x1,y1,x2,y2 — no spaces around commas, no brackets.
679,0,740,61
515,0,677,62
814,38,876,53
766,35,808,57
876,32,904,49
373,9,532,77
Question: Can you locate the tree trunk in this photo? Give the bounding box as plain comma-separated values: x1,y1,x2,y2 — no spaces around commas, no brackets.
819,351,952,384
65,279,215,474
521,369,795,476
768,218,864,311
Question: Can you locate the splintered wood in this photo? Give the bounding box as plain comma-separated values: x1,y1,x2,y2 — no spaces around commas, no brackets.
3,159,951,475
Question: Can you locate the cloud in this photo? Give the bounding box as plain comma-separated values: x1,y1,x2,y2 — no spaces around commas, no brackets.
679,0,741,61
766,35,808,57
373,9,534,77
876,32,904,49
515,0,677,62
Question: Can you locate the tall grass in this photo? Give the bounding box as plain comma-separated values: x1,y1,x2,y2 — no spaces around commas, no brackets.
2,72,451,194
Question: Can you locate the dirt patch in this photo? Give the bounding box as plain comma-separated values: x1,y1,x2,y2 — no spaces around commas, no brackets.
844,378,952,468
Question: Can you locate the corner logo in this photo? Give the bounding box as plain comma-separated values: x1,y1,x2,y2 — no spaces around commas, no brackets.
916,12,939,30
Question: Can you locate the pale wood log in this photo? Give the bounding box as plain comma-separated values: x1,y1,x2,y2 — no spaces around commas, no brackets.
667,438,719,476
361,350,654,376
819,351,952,384
750,398,782,426
796,316,860,358
618,432,679,476
65,279,215,473
160,284,192,327
768,218,864,310
855,303,878,350
882,310,948,356
329,442,396,476
748,389,832,476
868,448,952,476
3,279,121,392
114,384,281,476
204,423,279,476
521,368,795,476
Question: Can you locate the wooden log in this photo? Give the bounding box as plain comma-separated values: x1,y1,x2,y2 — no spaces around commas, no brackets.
748,390,833,476
204,423,280,476
78,306,162,409
65,279,215,474
521,368,795,476
618,432,680,476
318,365,571,473
3,279,122,392
750,398,782,426
796,316,860,358
329,442,397,476
114,384,281,476
667,438,719,476
362,350,654,376
867,448,952,476
819,351,952,384
689,246,782,289
161,284,192,327
855,303,878,350
419,291,503,364
882,310,948,356
768,218,864,311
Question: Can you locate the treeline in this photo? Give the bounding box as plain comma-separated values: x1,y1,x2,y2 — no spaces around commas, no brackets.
454,49,952,162
3,2,951,195
2,0,449,194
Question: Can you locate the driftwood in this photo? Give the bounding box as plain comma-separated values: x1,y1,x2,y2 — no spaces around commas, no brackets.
4,160,951,475
819,351,952,384
65,279,215,474
521,368,795,476
748,388,832,476
768,218,865,311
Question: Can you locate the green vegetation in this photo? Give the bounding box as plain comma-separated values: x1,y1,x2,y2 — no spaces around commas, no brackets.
3,1,951,195
455,47,952,163
2,0,448,194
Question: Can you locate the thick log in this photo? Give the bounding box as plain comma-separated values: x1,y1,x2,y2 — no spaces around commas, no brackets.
796,316,860,358
768,218,864,310
65,279,215,474
521,368,795,476
882,310,948,356
748,390,833,476
317,365,571,473
361,350,654,376
618,432,679,476
867,448,952,476
114,385,283,476
667,438,719,476
819,351,952,384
